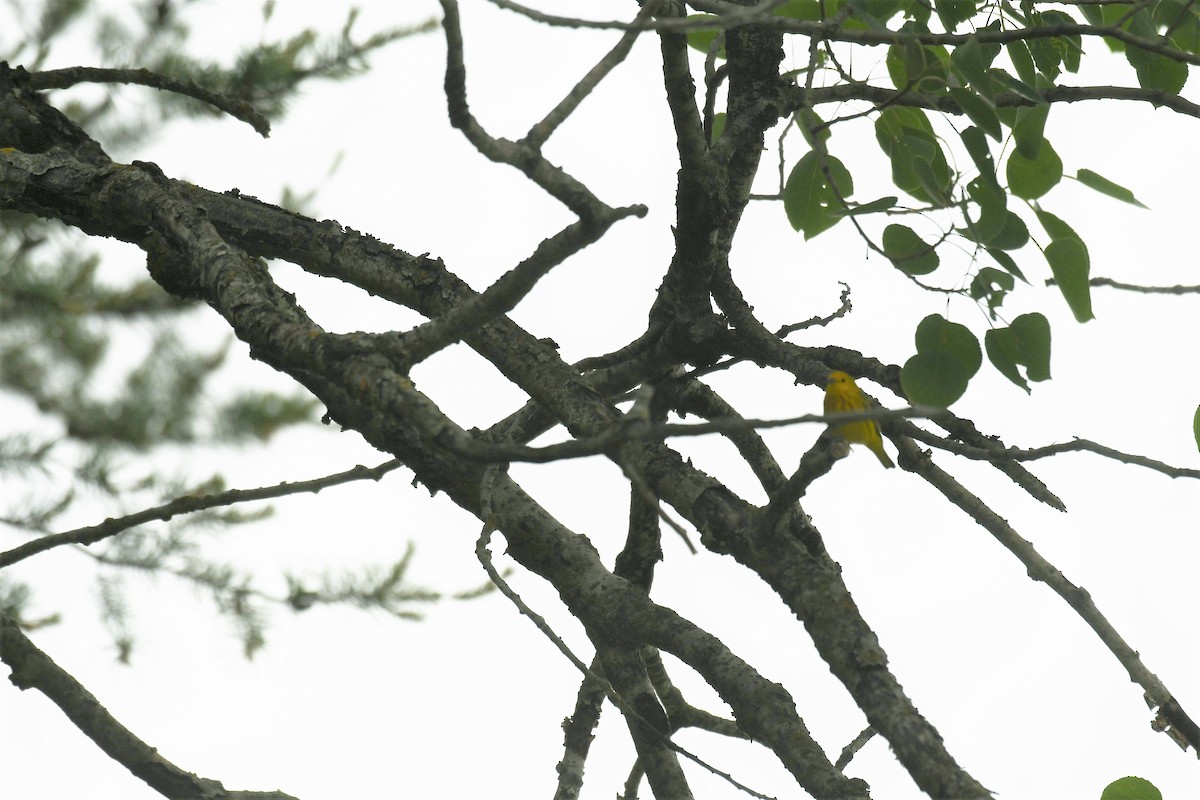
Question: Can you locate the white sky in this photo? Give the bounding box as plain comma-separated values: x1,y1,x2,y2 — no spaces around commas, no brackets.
2,1,1198,798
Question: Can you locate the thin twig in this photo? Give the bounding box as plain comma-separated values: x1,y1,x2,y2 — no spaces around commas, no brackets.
835,726,876,771
448,406,942,464
911,429,1200,480
0,461,403,569
481,4,1200,68
1048,276,1200,294
524,1,660,148
904,442,1199,754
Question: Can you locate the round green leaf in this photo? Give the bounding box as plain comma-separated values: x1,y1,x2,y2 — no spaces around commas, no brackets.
914,314,983,375
1128,47,1188,94
1007,138,1063,199
902,314,982,406
783,152,854,239
902,353,972,407
1194,405,1200,454
883,224,940,275
1101,776,1163,800
1010,312,1052,381
985,312,1051,391
989,211,1030,250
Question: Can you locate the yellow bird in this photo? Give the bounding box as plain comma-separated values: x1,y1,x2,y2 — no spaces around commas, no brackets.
824,370,895,468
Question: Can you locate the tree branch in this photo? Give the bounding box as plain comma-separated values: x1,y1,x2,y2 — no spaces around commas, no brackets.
523,1,660,149
476,527,780,800
28,66,272,136
439,0,622,218
901,440,1199,754
783,82,1200,121
0,461,403,569
0,612,298,800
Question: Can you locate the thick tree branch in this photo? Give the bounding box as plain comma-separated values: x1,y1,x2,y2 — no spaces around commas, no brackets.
597,645,693,799
27,66,272,135
0,145,971,795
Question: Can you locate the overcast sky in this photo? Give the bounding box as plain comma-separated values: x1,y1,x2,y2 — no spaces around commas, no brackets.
2,1,1198,798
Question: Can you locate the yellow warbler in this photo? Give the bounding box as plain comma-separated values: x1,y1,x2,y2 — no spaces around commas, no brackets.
823,370,895,468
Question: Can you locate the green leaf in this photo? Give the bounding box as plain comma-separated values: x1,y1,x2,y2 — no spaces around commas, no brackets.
1101,776,1163,800
1007,138,1063,199
1194,406,1200,454
990,211,1030,250
1012,103,1050,160
1007,41,1037,86
685,15,724,58
949,87,1001,140
795,108,831,147
845,0,900,29
1027,31,1063,80
950,36,992,89
1076,168,1149,208
990,68,1046,104
1127,46,1189,94
783,152,854,239
935,0,976,32
962,177,1008,245
1045,238,1094,322
912,154,952,203
875,107,953,203
914,314,983,374
970,266,1015,317
906,0,931,27
902,314,982,406
959,126,998,181
986,247,1029,282
883,224,940,275
1033,207,1079,242
985,312,1051,390
1154,1,1200,53
1077,3,1105,27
